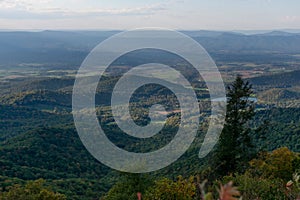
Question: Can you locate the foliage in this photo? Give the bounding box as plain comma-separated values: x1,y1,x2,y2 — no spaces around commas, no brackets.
0,179,66,200
222,174,285,200
0,105,72,140
252,107,300,152
221,147,300,200
0,126,113,199
0,62,299,199
144,176,196,200
248,147,298,181
103,174,153,200
105,175,242,200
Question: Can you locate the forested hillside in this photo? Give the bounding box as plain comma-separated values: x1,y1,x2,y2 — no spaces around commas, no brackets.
0,31,299,199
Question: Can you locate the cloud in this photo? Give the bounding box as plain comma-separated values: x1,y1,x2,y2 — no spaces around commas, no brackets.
278,15,300,25
283,15,298,22
0,0,51,10
0,0,167,19
48,5,166,16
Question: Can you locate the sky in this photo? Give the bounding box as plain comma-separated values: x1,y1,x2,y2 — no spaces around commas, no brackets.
0,0,300,30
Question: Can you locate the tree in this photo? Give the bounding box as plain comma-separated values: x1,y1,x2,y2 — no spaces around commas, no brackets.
248,147,298,181
103,174,153,200
144,176,196,200
0,179,66,200
214,76,255,176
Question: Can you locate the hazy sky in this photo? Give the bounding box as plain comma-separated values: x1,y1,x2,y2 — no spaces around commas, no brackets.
0,0,299,30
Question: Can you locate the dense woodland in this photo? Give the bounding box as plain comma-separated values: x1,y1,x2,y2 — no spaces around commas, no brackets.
0,74,299,199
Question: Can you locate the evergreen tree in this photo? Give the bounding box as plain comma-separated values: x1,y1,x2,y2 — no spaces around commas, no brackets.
214,76,255,176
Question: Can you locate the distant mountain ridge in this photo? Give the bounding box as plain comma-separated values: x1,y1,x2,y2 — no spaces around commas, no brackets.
1,30,300,67
255,30,300,36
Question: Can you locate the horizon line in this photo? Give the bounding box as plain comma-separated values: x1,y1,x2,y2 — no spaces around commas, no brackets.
0,28,300,35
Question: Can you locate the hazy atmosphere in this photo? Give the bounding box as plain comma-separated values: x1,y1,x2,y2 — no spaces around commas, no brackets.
0,1,299,200
0,0,300,30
